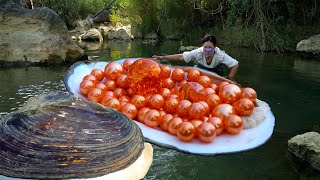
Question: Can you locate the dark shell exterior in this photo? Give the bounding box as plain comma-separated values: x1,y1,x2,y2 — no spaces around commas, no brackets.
0,91,144,179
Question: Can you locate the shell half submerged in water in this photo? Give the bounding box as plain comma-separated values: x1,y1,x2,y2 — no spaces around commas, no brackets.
0,91,152,179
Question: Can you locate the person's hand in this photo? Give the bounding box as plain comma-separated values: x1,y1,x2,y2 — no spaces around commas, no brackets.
228,76,235,81
152,55,164,60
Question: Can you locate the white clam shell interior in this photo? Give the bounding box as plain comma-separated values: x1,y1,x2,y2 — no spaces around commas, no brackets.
64,58,275,155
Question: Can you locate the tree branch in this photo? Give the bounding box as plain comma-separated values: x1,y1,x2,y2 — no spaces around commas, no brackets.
93,0,117,19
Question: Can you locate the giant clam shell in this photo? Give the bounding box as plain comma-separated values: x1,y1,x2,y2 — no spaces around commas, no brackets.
64,59,275,155
0,91,151,179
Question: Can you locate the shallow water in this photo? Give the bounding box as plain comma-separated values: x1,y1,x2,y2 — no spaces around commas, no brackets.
0,40,319,179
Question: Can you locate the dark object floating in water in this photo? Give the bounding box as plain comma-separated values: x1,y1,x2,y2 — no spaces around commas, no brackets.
0,91,152,179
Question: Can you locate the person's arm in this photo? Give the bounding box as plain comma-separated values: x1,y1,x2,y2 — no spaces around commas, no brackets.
228,64,239,80
152,54,184,61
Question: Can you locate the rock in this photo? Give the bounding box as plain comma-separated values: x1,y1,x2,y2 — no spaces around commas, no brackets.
79,28,103,42
179,46,198,52
0,0,85,66
288,132,320,171
107,29,117,40
74,16,94,31
296,34,320,57
98,25,113,38
93,9,111,24
117,28,131,40
104,26,132,41
131,23,142,39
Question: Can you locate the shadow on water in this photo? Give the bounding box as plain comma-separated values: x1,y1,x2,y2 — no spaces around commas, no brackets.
0,40,319,179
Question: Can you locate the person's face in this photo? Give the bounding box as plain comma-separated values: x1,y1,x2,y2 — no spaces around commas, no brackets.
203,41,215,49
203,41,215,57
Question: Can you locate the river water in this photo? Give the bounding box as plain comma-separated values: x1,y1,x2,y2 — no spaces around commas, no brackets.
0,40,319,179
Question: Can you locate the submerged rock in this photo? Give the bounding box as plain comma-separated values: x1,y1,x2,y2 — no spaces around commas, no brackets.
0,91,150,179
288,132,320,171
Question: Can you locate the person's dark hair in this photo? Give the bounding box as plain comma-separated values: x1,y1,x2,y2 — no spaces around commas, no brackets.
201,35,217,46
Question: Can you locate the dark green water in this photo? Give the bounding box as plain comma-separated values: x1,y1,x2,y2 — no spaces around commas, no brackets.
1,40,319,179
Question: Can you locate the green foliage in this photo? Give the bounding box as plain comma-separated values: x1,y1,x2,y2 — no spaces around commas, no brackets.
37,0,107,27
120,0,159,34
212,27,258,48
226,0,251,27
34,0,320,52
109,0,131,25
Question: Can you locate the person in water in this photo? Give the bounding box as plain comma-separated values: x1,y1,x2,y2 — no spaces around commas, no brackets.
152,35,239,80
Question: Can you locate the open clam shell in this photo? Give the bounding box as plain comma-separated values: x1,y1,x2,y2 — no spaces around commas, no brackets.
64,59,275,155
0,91,152,179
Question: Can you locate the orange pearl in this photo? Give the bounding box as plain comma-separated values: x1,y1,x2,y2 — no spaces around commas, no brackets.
123,59,135,71
160,65,171,78
241,87,257,103
233,98,255,116
137,107,150,123
91,68,105,82
197,122,216,143
224,115,243,134
197,75,211,88
187,69,201,82
211,104,235,120
219,84,241,104
172,68,185,81
144,109,161,128
104,62,124,80
207,117,224,135
167,117,183,135
120,103,137,119
177,122,196,142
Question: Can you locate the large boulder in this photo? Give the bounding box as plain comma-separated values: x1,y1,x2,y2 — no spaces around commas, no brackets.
296,34,320,58
288,132,320,171
0,0,85,66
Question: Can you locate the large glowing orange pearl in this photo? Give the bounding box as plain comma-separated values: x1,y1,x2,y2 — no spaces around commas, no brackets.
104,62,124,80
219,84,241,104
127,58,163,95
211,104,235,120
